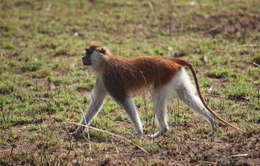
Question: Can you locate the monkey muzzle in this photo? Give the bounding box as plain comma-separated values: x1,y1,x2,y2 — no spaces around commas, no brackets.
82,55,91,66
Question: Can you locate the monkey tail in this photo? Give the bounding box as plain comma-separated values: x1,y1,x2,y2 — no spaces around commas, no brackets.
175,58,246,133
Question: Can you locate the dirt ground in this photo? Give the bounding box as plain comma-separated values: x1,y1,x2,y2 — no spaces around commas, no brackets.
0,0,259,165
86,128,260,166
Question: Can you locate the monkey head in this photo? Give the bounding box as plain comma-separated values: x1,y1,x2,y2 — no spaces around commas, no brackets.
82,46,107,69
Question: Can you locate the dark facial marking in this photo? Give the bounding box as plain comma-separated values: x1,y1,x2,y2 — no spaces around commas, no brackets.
82,46,105,66
85,48,94,55
82,48,94,65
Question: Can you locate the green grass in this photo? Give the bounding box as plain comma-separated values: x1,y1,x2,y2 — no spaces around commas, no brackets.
0,0,259,165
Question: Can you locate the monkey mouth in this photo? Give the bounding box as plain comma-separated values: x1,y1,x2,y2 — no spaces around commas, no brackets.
82,56,91,66
82,60,91,66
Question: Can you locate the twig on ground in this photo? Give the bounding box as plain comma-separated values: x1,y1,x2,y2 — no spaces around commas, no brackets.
231,154,248,157
67,121,149,154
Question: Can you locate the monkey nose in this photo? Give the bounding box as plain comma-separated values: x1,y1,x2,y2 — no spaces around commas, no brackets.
82,56,90,65
82,56,85,64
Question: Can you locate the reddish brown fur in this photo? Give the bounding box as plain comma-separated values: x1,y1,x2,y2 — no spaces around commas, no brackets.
89,45,186,91
103,55,184,92
89,45,101,49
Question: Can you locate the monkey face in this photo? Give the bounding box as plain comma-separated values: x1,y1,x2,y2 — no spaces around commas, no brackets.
82,48,93,65
82,47,107,67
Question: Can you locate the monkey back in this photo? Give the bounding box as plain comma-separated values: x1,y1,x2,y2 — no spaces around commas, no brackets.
102,56,182,96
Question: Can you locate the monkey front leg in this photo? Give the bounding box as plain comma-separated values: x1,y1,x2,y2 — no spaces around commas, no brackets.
120,97,143,137
71,78,106,135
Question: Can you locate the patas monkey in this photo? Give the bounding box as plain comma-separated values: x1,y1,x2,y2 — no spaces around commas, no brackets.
72,45,244,138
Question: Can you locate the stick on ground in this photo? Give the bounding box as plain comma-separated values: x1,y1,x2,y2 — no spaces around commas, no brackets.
68,121,149,154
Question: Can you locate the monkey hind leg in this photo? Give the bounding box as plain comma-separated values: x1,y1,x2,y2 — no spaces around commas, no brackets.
175,69,216,136
149,86,172,138
149,114,169,138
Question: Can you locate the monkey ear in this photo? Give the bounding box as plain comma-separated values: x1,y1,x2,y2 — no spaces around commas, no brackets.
100,48,106,54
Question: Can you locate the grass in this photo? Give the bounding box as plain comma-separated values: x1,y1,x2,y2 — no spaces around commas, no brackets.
0,0,260,165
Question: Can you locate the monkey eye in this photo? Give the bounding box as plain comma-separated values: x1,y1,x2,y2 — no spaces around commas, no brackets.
99,48,106,54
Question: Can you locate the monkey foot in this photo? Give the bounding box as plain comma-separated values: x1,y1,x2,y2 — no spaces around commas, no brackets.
69,127,84,135
148,128,168,138
208,130,215,137
148,132,163,139
69,131,78,135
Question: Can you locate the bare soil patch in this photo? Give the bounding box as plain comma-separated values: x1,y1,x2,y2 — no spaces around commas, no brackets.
97,128,260,166
189,10,260,40
163,10,260,40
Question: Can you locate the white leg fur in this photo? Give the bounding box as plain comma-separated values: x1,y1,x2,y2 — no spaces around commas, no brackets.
72,78,107,134
121,97,143,137
149,68,216,137
174,69,216,135
150,78,175,138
